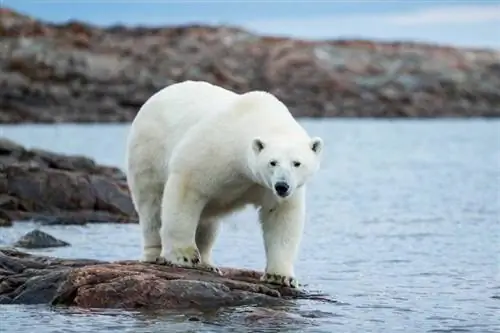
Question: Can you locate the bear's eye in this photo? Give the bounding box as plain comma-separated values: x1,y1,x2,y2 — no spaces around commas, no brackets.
293,161,301,168
269,160,278,167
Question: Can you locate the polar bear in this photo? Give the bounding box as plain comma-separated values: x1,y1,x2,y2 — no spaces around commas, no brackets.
125,80,323,288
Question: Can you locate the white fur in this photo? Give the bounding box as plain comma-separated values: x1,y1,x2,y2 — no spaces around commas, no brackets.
125,80,323,284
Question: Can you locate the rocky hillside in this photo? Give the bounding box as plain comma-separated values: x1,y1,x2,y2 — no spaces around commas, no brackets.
1,7,499,123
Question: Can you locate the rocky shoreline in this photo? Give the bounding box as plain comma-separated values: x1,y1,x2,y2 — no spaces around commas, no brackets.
0,137,137,226
1,7,500,123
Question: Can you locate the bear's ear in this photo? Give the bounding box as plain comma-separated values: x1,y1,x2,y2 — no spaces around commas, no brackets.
310,137,323,155
252,138,265,154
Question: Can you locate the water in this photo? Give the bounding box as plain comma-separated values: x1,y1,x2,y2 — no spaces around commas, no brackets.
0,119,499,333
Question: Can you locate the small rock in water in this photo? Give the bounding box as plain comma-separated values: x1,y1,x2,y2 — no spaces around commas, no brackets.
241,307,312,326
14,229,70,249
0,217,13,227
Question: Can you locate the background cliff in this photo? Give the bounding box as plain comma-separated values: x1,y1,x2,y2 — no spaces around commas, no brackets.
1,7,499,123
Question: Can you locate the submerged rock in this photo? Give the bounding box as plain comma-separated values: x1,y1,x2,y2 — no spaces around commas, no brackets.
13,229,70,249
0,137,137,225
0,248,334,313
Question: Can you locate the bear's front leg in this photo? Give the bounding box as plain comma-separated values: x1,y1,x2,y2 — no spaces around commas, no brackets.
157,174,207,268
259,189,306,289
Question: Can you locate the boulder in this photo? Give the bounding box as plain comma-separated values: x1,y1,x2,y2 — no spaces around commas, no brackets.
0,137,137,225
13,229,70,248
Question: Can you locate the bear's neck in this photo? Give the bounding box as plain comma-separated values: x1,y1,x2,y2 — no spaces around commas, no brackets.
241,154,266,187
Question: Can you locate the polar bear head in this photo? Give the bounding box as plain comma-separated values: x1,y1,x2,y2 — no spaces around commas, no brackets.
250,136,323,199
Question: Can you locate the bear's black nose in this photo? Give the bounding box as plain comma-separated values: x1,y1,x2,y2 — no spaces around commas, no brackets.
274,182,290,197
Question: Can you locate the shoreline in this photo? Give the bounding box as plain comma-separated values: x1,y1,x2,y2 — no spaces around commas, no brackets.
1,8,499,123
1,116,499,127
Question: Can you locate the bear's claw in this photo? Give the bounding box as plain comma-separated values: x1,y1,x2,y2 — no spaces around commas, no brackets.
154,256,172,265
154,254,223,275
156,245,201,267
197,264,223,276
261,273,299,288
182,255,200,264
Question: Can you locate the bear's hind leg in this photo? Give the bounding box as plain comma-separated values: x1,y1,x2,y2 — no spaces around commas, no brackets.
130,179,164,263
140,205,162,263
158,173,206,268
195,218,223,275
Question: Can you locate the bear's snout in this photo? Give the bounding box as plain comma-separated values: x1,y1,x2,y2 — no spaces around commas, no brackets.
274,182,290,197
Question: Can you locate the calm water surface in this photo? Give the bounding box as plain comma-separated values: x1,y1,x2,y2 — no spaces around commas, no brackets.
0,120,499,333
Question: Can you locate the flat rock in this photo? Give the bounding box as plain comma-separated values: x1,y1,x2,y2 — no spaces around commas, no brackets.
0,137,137,225
13,229,70,248
0,248,335,312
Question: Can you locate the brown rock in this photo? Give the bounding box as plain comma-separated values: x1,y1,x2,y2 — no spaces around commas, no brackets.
0,137,137,224
0,247,335,312
0,8,499,123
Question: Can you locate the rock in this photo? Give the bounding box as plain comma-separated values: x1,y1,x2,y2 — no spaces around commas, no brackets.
0,7,499,122
241,307,311,325
0,137,138,225
0,247,334,313
0,217,12,227
0,138,25,154
14,229,70,248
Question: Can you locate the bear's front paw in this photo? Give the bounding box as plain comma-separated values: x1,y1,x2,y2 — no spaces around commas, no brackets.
261,273,299,289
156,245,201,267
197,263,223,276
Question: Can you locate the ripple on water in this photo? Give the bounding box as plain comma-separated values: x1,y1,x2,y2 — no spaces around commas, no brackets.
0,119,499,333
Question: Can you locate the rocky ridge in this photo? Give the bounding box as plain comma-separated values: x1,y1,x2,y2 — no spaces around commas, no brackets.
1,7,499,123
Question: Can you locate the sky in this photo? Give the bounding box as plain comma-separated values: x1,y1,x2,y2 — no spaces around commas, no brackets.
3,1,500,49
